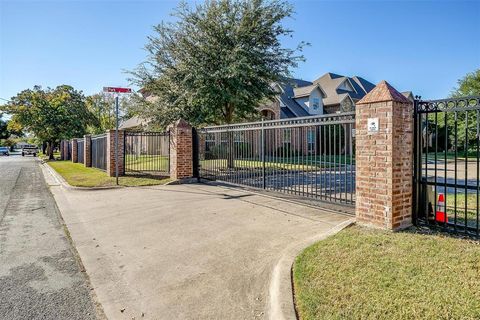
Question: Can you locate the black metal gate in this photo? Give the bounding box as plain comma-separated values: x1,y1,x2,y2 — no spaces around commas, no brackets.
77,139,85,164
197,113,356,208
91,134,107,171
124,131,170,176
414,96,480,237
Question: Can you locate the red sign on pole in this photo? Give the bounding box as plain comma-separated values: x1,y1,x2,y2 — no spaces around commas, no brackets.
103,87,132,93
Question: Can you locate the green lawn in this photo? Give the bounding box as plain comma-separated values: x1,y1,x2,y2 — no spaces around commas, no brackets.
445,193,479,228
293,226,480,320
48,161,170,187
200,157,352,171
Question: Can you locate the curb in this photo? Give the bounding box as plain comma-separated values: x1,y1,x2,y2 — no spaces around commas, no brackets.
267,218,355,320
40,160,124,191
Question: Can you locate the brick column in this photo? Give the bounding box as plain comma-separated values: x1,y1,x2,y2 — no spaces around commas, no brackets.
106,129,125,177
71,139,78,163
84,134,92,167
355,81,413,230
168,119,193,180
62,140,68,160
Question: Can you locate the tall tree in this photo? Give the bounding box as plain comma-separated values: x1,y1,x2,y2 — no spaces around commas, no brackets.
430,69,480,152
86,92,140,134
451,69,480,97
1,85,96,159
131,0,306,128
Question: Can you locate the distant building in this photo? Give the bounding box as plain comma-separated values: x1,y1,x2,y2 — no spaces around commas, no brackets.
259,72,413,120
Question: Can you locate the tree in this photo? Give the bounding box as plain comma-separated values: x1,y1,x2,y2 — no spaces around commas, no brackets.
451,69,480,97
131,0,306,128
1,85,96,159
86,92,140,134
0,114,9,140
430,69,480,153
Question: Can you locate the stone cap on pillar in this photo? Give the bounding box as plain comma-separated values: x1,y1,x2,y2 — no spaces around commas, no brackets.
357,80,411,105
168,118,192,131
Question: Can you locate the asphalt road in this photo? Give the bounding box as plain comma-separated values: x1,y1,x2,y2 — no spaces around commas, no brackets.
0,154,102,320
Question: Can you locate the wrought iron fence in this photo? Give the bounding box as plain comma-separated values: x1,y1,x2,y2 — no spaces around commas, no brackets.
124,131,170,175
91,134,107,171
414,96,480,238
77,139,85,164
67,141,71,161
198,113,356,206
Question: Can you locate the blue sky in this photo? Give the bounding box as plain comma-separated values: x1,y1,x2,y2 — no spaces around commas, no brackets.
1,0,479,103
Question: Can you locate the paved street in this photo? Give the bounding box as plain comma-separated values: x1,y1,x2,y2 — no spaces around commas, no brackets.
0,155,102,320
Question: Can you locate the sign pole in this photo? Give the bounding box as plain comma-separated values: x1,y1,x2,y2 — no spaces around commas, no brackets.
103,86,131,185
115,95,119,185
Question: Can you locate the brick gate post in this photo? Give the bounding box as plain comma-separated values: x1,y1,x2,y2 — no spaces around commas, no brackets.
168,119,193,181
84,134,92,167
71,138,78,163
355,81,414,230
106,129,125,177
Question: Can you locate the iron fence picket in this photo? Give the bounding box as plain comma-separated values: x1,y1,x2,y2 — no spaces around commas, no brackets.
91,134,107,171
197,113,356,207
124,131,170,176
77,139,85,164
414,96,480,238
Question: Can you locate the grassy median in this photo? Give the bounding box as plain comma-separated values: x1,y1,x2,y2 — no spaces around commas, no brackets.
48,161,170,187
293,226,480,320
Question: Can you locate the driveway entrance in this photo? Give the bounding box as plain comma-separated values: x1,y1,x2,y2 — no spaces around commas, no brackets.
46,178,352,320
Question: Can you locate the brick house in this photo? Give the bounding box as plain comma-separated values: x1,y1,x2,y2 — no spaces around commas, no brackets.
257,73,414,155
258,72,380,119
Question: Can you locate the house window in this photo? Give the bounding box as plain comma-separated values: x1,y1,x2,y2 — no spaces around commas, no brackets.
312,98,320,110
307,129,315,153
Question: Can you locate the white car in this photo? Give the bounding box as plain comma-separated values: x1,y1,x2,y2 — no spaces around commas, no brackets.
22,146,38,157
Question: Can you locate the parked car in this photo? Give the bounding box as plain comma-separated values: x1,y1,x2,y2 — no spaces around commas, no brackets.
22,146,38,157
0,147,9,156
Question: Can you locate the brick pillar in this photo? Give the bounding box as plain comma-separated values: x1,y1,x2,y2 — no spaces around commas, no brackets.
62,140,67,160
71,139,78,163
84,134,92,167
168,119,193,180
355,80,413,230
106,129,125,177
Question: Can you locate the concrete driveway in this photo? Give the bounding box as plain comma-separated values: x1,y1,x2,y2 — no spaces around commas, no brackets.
44,168,352,320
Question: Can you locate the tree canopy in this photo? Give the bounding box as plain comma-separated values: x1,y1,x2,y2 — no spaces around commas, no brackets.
430,69,480,152
451,69,480,97
131,0,306,127
1,85,96,158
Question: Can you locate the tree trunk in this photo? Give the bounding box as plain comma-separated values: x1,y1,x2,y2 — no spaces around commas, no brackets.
48,141,55,160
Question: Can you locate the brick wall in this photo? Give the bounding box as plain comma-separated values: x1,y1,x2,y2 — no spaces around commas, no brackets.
84,135,92,167
71,138,78,163
355,81,413,230
106,130,125,177
168,119,193,180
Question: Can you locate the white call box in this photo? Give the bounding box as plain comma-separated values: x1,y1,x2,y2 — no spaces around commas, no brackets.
367,118,379,133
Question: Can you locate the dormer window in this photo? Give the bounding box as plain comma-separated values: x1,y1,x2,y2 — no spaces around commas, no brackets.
312,98,320,110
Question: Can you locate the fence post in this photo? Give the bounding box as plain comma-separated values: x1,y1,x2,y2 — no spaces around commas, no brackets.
355,80,414,230
261,119,266,189
168,119,193,181
106,129,125,177
84,134,92,167
71,138,78,163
